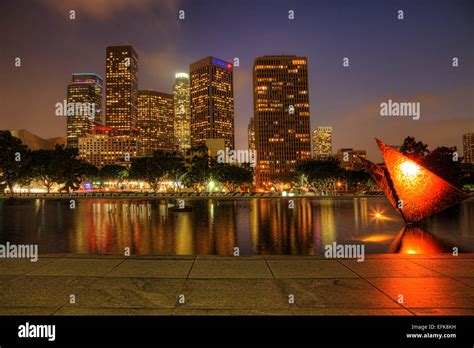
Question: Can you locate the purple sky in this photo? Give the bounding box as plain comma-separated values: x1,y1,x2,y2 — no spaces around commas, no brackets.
0,0,473,162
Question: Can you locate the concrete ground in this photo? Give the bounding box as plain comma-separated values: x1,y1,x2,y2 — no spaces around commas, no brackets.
0,254,473,316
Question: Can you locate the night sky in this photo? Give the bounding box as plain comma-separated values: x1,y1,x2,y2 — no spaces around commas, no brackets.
1,0,473,161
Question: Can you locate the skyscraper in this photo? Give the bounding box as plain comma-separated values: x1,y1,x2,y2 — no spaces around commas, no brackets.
190,56,234,149
312,126,332,158
253,56,311,187
463,133,474,164
137,90,174,155
105,45,138,133
173,73,191,153
248,117,255,152
66,73,103,148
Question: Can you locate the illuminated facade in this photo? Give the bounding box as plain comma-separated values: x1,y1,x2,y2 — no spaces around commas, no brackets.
190,56,234,149
173,73,191,153
253,56,311,187
463,133,474,164
362,139,468,223
337,148,367,171
137,90,174,155
248,117,256,152
78,126,137,168
105,45,138,133
66,73,103,148
312,126,332,159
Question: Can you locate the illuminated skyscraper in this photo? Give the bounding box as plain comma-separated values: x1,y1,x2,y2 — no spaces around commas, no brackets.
312,126,332,158
248,117,256,152
190,56,234,149
137,90,174,155
463,133,474,164
66,73,103,148
253,56,311,187
173,73,191,153
105,45,138,133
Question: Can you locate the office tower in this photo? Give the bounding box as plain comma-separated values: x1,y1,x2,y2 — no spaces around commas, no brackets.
248,117,256,152
190,56,234,149
253,56,311,187
337,148,367,171
105,45,138,133
66,73,103,148
78,126,137,168
137,90,174,155
463,133,474,164
312,126,332,158
173,73,191,153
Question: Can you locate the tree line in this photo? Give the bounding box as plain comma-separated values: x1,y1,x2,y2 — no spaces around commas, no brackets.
0,130,253,194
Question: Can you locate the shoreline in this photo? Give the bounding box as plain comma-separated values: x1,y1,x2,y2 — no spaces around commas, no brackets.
0,192,387,200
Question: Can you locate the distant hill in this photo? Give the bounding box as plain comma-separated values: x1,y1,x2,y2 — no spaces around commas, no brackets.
11,129,66,150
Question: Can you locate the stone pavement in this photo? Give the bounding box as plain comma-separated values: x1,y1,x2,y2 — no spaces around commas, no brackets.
0,254,473,316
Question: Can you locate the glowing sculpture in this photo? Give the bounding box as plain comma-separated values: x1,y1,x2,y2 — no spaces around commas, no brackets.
362,139,468,223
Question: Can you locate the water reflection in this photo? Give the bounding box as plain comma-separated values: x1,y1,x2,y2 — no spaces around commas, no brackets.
0,197,472,256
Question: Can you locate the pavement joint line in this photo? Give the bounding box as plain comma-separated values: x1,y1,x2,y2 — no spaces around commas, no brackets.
174,256,198,309
405,258,472,285
335,259,416,315
263,257,276,279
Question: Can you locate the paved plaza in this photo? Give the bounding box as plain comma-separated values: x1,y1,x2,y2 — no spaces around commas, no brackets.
0,254,473,316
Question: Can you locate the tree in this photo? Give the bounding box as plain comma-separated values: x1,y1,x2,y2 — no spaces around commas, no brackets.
295,158,344,194
99,165,129,189
31,149,58,193
183,145,210,191
52,146,97,192
423,146,462,187
399,136,429,161
343,170,371,193
130,151,185,192
0,131,32,195
210,163,253,192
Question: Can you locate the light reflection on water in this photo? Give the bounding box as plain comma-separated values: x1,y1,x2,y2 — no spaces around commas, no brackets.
0,197,472,256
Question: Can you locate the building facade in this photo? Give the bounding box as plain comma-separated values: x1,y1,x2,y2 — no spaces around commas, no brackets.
66,73,103,148
248,117,256,152
137,90,174,155
253,55,311,187
78,126,137,168
190,56,234,149
105,45,138,133
463,133,474,164
337,148,367,171
173,73,191,153
312,126,332,158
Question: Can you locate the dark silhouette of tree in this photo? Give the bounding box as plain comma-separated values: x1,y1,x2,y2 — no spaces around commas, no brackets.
423,146,462,187
130,151,185,192
0,130,32,195
210,163,253,192
399,136,429,161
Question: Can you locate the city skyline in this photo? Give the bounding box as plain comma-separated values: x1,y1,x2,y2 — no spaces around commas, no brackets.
0,0,473,163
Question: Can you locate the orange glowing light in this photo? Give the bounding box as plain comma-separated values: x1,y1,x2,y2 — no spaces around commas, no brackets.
361,139,468,223
400,161,420,178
